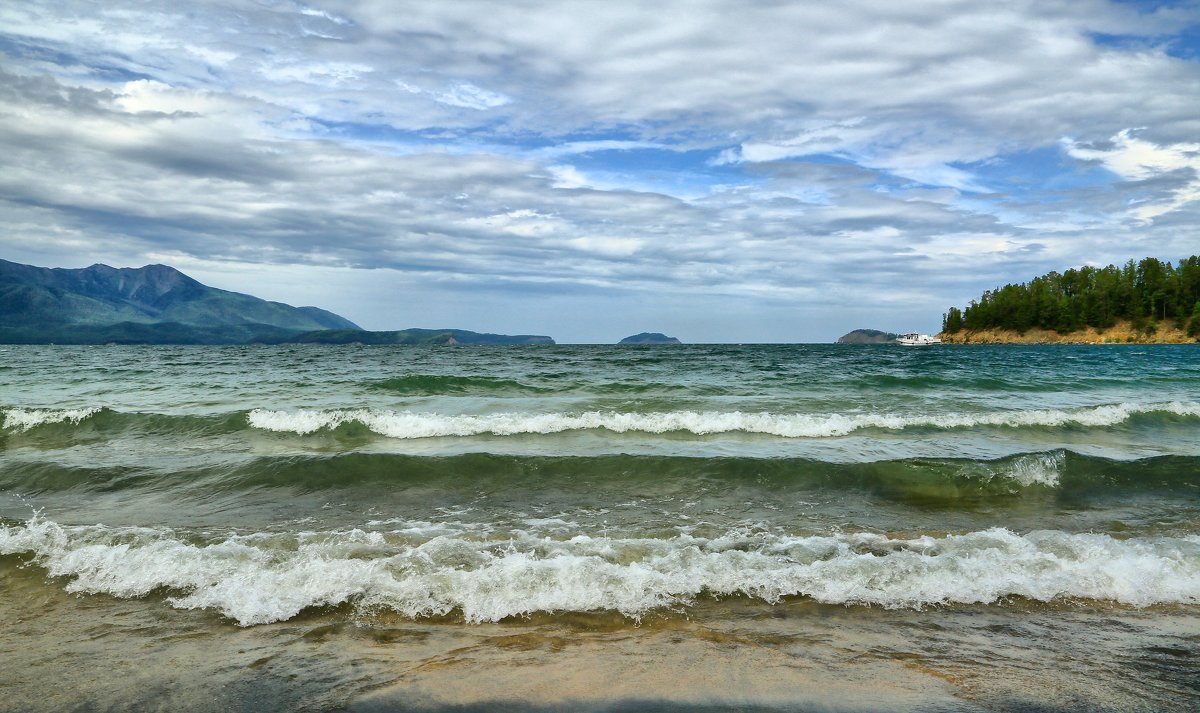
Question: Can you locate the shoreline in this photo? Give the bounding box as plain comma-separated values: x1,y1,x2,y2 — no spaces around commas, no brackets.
938,321,1197,345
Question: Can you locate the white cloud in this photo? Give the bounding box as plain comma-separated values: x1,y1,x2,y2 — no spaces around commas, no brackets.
565,236,644,257
259,61,374,86
537,140,666,158
459,209,567,238
297,5,352,26
547,164,590,189
434,82,511,110
394,79,511,112
1066,130,1200,221
2,0,1199,340
1067,130,1200,180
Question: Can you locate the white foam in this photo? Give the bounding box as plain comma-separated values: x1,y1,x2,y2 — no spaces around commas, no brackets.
4,516,1198,626
2,407,100,432
999,451,1065,487
247,401,1200,440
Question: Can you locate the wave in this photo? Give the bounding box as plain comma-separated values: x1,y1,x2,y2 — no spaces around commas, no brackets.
852,372,1200,393
3,516,1197,626
856,373,1059,392
2,407,101,431
246,401,1200,439
0,407,250,443
5,401,1198,447
366,374,551,396
6,450,1200,502
365,374,735,397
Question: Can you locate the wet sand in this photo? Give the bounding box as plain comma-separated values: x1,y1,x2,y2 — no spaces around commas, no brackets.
341,622,970,713
343,603,1200,713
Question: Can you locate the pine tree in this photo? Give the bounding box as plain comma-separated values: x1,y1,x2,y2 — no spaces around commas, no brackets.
950,256,1200,334
942,307,963,333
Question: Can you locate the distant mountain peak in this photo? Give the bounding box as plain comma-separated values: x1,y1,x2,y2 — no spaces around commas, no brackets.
0,258,361,342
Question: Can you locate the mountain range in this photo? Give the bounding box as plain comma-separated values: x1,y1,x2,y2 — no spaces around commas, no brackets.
0,259,552,345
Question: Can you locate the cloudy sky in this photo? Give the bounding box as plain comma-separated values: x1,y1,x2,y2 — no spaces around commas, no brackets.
2,0,1199,342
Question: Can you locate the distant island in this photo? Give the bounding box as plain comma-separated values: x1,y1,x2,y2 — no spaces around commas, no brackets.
0,259,552,345
618,332,682,345
837,329,899,344
286,328,554,346
940,256,1200,344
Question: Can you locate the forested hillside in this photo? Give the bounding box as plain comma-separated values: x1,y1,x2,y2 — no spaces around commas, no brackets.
0,259,359,338
942,256,1200,337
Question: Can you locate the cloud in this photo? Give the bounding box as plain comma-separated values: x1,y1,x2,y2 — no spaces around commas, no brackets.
1,0,1199,340
1065,129,1200,220
396,79,512,111
435,82,512,110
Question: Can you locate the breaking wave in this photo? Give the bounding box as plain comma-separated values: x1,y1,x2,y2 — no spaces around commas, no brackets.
2,407,101,432
246,401,1200,439
7,401,1197,441
3,516,1197,626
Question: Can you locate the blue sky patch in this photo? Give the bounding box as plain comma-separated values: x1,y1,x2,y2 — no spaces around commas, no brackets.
959,147,1122,199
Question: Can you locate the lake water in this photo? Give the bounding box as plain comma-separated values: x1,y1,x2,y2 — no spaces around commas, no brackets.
2,344,1198,712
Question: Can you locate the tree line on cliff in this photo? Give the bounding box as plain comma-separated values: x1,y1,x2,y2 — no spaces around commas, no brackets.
942,256,1200,337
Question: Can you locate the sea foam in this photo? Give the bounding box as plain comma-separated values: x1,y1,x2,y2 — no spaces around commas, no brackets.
997,450,1066,487
2,407,101,432
246,401,1200,439
4,516,1197,626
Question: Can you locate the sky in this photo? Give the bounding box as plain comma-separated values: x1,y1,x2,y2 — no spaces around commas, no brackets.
2,0,1199,343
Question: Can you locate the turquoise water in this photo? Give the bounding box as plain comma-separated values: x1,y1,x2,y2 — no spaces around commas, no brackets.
2,344,1198,711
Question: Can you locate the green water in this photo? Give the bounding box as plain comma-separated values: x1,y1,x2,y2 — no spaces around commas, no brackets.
1,344,1198,711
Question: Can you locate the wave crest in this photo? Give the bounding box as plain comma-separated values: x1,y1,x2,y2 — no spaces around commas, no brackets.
246,401,1200,439
366,374,548,396
4,517,1197,626
2,407,101,432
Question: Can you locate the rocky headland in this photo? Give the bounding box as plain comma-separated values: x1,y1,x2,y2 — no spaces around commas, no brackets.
938,321,1197,344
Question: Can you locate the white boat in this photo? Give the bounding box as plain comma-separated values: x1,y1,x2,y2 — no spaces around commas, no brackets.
896,332,942,346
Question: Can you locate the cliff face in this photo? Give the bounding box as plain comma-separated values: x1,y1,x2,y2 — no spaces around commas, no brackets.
939,321,1197,344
